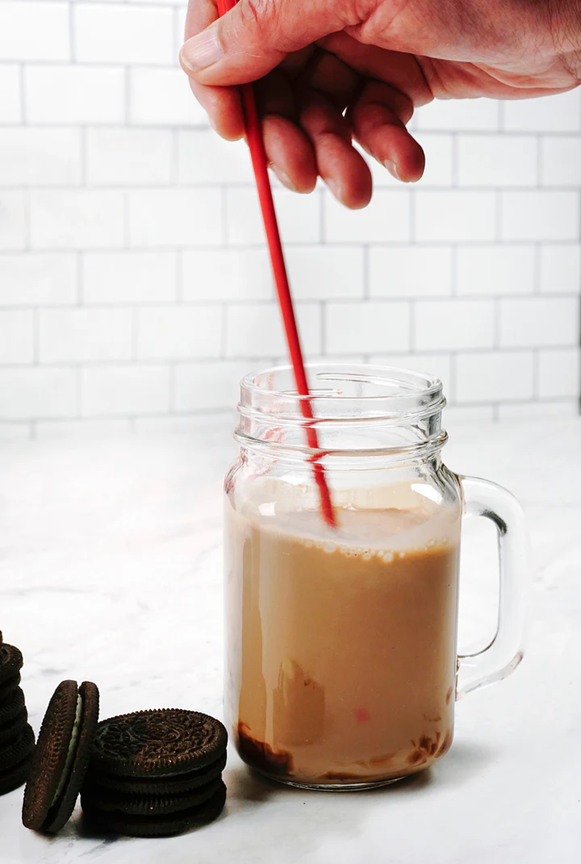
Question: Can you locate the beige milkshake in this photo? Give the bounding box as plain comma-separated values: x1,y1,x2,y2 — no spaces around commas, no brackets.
225,484,461,787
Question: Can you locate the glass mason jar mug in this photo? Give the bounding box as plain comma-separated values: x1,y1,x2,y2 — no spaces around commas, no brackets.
224,365,529,790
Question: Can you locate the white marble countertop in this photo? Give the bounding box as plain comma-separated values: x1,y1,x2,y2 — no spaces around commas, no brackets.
0,417,580,864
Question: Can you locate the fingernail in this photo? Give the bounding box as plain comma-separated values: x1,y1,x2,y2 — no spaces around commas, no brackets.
180,24,223,73
272,166,298,192
326,179,343,203
384,160,402,181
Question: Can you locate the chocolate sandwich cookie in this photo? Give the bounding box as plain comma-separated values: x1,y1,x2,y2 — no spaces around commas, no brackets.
0,724,34,770
0,638,34,796
89,709,228,778
0,708,28,747
81,775,223,817
0,673,22,703
82,709,228,836
0,756,32,796
22,680,99,833
0,687,25,726
81,781,227,838
0,723,34,795
0,643,23,685
84,750,227,796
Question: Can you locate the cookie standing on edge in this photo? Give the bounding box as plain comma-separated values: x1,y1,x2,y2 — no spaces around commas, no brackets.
82,709,228,837
22,680,100,833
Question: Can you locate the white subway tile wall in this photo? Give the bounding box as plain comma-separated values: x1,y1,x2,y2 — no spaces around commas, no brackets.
415,191,496,242
414,300,495,351
540,245,581,293
25,66,126,125
136,305,223,359
0,192,27,249
501,191,580,241
73,5,174,65
370,246,452,297
29,190,124,248
38,308,133,362
538,348,581,398
129,68,208,125
225,303,321,357
181,248,272,302
499,297,579,347
0,66,21,123
86,129,173,186
456,352,535,403
0,128,82,186
415,98,500,131
0,310,35,364
0,3,70,62
81,365,170,417
0,367,77,420
82,251,177,304
325,190,411,243
456,246,535,296
326,302,411,354
502,89,581,132
0,253,77,305
0,1,578,434
541,137,581,187
127,188,222,247
457,135,537,187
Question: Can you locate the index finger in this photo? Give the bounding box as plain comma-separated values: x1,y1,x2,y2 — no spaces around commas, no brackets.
182,0,244,140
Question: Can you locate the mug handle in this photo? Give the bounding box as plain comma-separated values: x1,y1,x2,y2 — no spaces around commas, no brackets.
456,475,531,699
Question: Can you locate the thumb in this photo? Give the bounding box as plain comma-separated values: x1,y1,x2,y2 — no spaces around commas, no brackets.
180,0,352,86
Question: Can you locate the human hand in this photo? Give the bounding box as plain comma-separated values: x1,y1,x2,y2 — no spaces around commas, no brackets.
180,0,581,208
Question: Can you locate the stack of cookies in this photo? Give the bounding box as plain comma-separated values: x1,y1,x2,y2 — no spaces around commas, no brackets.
81,709,227,837
21,681,228,837
0,634,35,796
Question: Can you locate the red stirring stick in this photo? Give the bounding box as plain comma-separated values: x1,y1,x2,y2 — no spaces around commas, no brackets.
216,0,336,528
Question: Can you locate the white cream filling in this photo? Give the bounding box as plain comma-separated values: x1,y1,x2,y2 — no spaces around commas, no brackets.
51,693,83,807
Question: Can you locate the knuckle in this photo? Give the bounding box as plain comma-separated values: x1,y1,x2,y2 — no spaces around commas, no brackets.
236,0,300,51
238,0,270,33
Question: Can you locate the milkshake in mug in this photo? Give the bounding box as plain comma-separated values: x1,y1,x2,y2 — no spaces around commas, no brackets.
224,365,529,789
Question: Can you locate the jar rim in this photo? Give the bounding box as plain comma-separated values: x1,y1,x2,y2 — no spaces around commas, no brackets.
236,363,447,461
239,363,445,421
